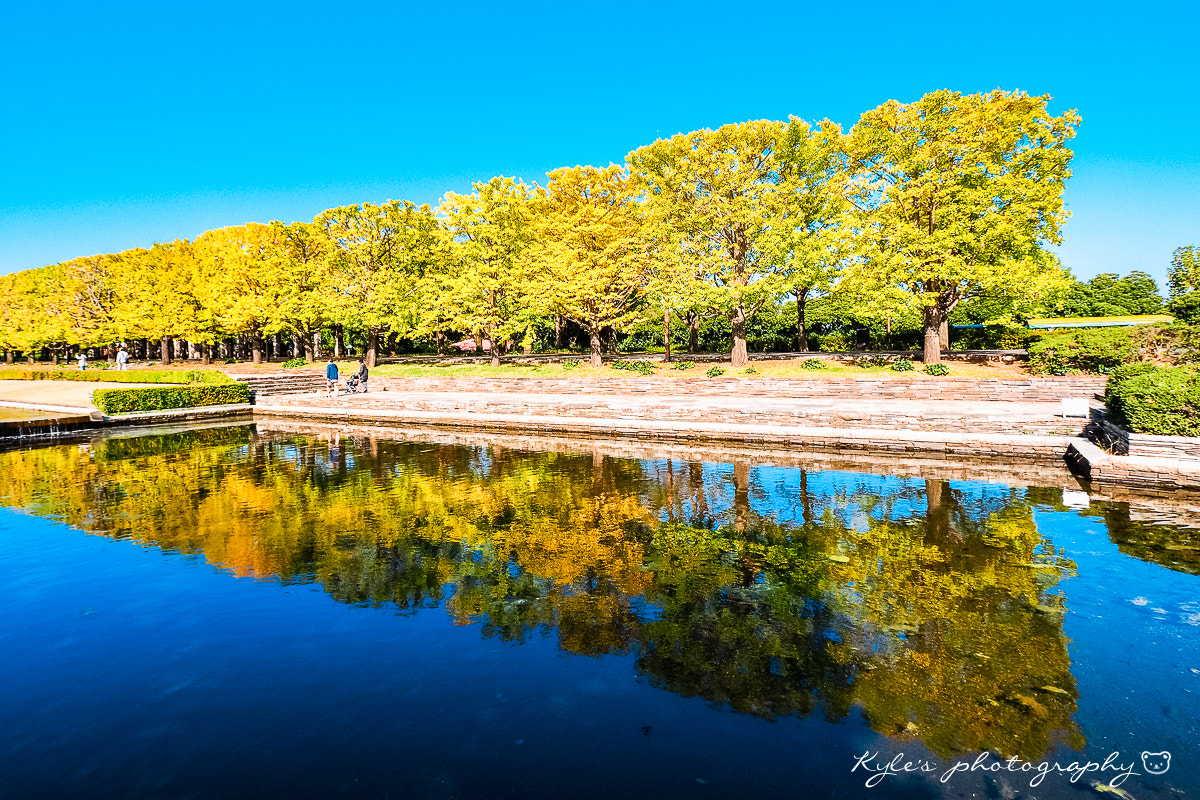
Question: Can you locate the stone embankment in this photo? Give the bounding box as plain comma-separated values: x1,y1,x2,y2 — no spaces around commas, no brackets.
254,374,1106,464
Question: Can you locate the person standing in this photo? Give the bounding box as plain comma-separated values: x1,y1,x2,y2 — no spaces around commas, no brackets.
77,351,87,371
116,345,129,371
325,356,339,397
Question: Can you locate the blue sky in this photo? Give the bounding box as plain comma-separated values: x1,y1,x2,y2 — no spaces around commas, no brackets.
2,1,1196,288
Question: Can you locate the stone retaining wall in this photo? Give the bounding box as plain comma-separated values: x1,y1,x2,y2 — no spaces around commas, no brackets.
1088,411,1200,460
1067,438,1200,490
372,375,1104,402
253,405,1074,462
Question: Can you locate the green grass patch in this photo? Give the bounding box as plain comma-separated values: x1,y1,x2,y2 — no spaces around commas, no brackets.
0,368,235,385
610,359,656,375
370,363,580,379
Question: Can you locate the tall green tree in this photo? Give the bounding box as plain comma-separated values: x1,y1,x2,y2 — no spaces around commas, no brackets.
529,165,648,366
1057,270,1164,317
842,89,1079,364
761,118,849,352
1167,246,1200,323
436,177,537,366
628,120,790,366
317,200,441,367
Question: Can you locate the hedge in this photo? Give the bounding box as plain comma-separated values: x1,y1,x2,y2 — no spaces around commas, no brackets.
93,383,250,415
1026,327,1136,374
0,368,235,385
1106,364,1200,436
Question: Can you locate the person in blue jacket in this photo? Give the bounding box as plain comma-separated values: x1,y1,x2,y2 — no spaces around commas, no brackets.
325,357,339,397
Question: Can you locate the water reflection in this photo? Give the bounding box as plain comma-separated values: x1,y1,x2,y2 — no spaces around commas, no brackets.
0,425,1098,760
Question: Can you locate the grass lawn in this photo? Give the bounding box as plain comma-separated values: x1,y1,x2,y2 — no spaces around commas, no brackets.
367,357,1029,380
3,356,1029,382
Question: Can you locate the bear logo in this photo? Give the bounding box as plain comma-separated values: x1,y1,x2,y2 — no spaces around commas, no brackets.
1140,751,1171,775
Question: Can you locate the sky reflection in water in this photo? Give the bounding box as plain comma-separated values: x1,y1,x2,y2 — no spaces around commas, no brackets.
0,424,1196,799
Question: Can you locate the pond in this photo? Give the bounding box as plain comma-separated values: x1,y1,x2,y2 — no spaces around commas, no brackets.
0,423,1196,799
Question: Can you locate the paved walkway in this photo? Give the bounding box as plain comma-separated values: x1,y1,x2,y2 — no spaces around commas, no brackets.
0,380,163,411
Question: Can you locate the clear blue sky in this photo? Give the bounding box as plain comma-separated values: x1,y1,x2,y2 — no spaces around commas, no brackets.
2,1,1196,289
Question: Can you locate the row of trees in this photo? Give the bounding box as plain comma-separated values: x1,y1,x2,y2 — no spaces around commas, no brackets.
0,89,1081,366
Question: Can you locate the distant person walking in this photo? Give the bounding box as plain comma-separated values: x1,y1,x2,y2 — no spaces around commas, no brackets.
77,351,87,371
325,356,339,397
116,345,129,371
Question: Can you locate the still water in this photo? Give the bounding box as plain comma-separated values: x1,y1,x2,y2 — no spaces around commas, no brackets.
0,424,1196,799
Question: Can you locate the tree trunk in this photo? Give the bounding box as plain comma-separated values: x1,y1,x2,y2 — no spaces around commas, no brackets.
733,461,750,535
291,333,301,359
435,331,445,356
365,329,379,368
335,325,344,358
27,352,34,365
4,349,11,365
940,319,950,352
489,331,500,367
311,331,320,361
923,307,942,365
687,311,699,354
200,343,211,365
663,308,671,363
250,327,264,364
52,348,59,367
554,315,564,350
385,331,398,356
160,336,172,365
589,329,603,367
730,307,748,367
474,330,483,353
796,292,809,352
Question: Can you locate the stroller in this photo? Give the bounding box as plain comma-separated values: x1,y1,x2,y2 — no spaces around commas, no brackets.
344,373,368,394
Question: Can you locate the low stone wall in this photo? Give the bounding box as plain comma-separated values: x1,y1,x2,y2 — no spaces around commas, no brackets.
1088,410,1200,460
372,375,1105,402
253,404,1074,462
0,414,94,439
1066,438,1200,491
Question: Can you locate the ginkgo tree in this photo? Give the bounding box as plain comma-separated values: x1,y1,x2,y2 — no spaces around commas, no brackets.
760,118,850,352
628,120,791,367
317,200,441,367
842,89,1079,364
436,177,538,366
529,164,648,366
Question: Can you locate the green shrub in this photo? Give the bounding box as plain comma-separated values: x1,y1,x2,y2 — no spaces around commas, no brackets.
743,366,758,375
1106,365,1200,436
672,361,695,370
93,383,251,415
706,366,724,378
816,332,852,352
1026,327,1137,374
1103,362,1160,404
801,358,827,370
610,359,655,375
891,358,914,372
855,356,890,369
923,363,950,376
561,360,581,371
281,357,307,369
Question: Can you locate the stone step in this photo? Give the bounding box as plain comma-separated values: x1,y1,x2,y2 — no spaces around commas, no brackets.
236,373,328,395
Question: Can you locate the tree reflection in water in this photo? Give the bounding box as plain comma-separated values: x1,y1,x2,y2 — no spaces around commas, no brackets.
0,425,1094,760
